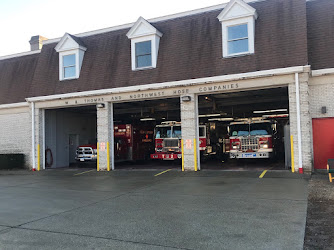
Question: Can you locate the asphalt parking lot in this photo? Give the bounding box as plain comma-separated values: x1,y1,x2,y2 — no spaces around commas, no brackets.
0,169,309,250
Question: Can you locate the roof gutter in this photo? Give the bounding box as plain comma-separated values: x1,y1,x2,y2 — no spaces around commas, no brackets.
26,65,309,103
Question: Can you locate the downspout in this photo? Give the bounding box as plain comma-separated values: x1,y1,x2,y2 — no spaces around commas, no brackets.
31,102,36,171
110,102,115,171
295,73,303,174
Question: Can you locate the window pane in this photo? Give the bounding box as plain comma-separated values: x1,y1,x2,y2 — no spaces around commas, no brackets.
136,55,152,68
228,39,249,54
135,41,151,56
63,54,75,67
228,24,248,40
64,66,76,78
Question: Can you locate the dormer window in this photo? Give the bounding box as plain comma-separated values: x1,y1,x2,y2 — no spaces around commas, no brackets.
217,0,258,58
127,17,163,71
63,54,76,79
135,41,152,68
55,33,87,81
227,24,249,55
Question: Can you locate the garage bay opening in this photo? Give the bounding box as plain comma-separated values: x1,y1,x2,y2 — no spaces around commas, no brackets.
113,97,181,170
44,105,97,169
198,87,290,170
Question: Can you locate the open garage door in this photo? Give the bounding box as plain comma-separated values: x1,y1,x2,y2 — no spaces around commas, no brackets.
44,106,97,169
312,118,334,169
198,87,290,170
113,97,181,170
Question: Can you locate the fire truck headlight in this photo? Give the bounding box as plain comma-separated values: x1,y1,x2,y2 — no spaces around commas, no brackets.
260,143,268,149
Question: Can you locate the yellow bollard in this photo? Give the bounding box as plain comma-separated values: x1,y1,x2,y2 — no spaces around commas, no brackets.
290,135,295,173
37,144,40,171
194,139,198,172
181,139,184,171
107,142,110,171
97,142,100,171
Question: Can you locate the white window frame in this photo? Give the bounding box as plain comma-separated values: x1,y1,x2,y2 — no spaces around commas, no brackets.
59,50,80,81
131,36,158,71
62,53,77,80
222,16,255,58
134,39,153,69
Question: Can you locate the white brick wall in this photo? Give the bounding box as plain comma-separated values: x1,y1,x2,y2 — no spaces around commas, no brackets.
0,107,32,168
309,79,334,119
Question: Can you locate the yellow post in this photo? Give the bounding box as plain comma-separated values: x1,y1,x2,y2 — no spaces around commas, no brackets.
290,135,295,173
37,144,40,171
194,138,198,172
181,139,184,171
97,142,100,171
107,142,110,171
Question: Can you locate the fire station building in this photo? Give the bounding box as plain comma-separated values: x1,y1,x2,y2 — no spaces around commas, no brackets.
0,0,333,173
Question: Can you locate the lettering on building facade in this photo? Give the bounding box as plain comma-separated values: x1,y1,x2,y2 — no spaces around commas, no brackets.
129,91,165,100
84,97,105,103
173,89,189,95
198,83,239,92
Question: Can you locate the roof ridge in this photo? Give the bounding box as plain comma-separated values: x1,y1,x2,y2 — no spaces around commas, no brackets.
43,0,263,45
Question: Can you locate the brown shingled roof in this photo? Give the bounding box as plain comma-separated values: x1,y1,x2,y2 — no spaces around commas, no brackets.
0,53,39,105
1,0,308,104
307,0,334,70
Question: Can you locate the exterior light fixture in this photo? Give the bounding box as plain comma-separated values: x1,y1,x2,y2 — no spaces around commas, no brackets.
321,106,327,114
96,103,105,108
181,96,191,102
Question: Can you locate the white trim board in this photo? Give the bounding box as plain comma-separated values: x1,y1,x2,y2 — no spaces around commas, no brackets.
312,68,334,77
0,102,29,109
26,65,309,103
0,50,41,61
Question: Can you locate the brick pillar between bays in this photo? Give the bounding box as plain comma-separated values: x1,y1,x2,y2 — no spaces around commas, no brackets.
180,94,200,171
33,107,44,170
96,102,113,171
288,72,312,173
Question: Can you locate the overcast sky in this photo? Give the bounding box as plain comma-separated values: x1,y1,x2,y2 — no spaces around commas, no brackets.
0,0,229,57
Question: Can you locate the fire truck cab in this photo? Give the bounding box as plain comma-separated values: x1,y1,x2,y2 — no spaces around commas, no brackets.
150,121,207,160
229,119,277,159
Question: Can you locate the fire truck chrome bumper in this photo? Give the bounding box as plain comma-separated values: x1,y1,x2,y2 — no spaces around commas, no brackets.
150,153,181,160
230,152,271,159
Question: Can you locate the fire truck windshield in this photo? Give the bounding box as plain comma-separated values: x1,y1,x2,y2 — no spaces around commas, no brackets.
250,123,271,135
172,126,182,139
230,123,272,137
155,126,172,138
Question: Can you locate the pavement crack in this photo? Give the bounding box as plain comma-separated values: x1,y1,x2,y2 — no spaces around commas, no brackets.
15,225,192,250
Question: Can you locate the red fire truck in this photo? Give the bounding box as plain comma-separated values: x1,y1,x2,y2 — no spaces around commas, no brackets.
75,124,154,162
229,119,277,159
150,121,207,160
